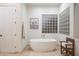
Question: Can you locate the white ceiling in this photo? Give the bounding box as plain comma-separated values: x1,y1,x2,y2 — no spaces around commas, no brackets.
26,3,61,7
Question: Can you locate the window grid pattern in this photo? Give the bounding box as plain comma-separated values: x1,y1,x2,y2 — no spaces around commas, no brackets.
59,7,70,35
42,14,58,33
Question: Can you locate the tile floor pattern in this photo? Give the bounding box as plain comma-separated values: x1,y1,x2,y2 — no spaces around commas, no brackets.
0,45,61,56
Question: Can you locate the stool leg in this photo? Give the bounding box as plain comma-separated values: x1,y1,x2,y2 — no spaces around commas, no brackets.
60,43,62,54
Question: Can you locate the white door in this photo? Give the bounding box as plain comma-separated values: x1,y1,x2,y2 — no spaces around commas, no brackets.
0,6,16,40
0,6,17,51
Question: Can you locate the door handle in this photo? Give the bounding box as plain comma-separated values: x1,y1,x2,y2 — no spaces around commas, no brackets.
0,34,2,37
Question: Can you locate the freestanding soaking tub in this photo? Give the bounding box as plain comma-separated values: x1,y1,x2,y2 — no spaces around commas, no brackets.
30,39,57,52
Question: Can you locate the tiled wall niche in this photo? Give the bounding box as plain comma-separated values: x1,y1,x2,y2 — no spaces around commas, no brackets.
42,14,58,33
59,7,70,35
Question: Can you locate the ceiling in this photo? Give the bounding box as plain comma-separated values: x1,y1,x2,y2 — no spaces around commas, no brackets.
26,3,61,7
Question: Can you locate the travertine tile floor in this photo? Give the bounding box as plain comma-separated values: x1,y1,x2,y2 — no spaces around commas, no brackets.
0,45,61,56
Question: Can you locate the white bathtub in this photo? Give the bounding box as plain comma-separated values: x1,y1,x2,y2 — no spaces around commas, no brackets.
30,39,57,52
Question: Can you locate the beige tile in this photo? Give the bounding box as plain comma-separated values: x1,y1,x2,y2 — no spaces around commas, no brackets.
0,46,61,56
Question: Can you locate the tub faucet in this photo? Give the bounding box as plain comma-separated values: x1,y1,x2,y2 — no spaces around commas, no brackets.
41,34,45,37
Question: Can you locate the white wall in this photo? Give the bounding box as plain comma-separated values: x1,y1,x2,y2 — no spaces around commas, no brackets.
73,3,79,56
58,3,74,41
27,5,59,40
21,4,29,49
59,3,79,56
26,4,75,42
74,4,79,38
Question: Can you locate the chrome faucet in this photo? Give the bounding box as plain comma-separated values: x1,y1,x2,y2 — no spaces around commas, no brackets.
41,34,45,37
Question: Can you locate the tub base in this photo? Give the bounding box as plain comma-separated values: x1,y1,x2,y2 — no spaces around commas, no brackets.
30,39,57,52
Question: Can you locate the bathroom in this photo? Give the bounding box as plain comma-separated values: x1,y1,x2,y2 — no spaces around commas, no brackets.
0,3,79,56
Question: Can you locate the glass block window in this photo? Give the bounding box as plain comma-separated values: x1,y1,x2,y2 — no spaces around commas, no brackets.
59,7,70,35
42,14,58,33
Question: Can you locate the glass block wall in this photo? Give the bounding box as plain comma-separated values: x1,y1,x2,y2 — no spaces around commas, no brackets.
42,14,58,33
59,7,70,35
